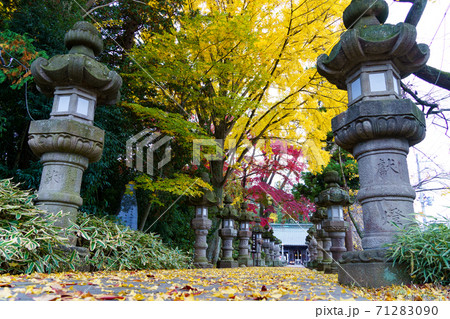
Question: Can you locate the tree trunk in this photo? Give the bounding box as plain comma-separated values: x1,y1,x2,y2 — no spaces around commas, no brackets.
139,202,152,231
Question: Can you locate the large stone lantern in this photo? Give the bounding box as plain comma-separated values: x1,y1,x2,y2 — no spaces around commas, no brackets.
28,22,122,234
317,171,351,274
217,195,239,268
189,172,217,268
317,0,429,287
237,202,253,267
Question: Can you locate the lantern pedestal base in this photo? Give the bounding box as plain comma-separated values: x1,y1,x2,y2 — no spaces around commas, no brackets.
316,260,324,271
193,262,213,269
217,260,238,268
338,250,411,288
253,259,263,267
273,260,282,267
238,257,252,267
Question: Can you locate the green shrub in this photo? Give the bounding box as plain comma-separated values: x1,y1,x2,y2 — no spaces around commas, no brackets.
0,179,191,274
387,216,450,285
72,213,191,271
0,179,75,274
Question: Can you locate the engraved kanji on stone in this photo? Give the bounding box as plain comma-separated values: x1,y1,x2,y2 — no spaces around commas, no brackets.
377,158,399,177
383,208,406,226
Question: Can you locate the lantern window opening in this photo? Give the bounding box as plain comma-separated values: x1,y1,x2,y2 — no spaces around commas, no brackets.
51,86,97,124
223,218,234,228
346,61,402,106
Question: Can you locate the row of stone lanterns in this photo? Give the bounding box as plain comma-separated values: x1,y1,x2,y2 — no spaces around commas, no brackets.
306,171,350,274
189,181,284,268
27,20,283,270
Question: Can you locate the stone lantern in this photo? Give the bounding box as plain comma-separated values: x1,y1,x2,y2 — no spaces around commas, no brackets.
269,238,275,266
317,0,429,287
306,226,318,268
252,223,264,266
189,172,217,268
317,171,351,274
217,195,239,268
262,227,273,267
237,202,253,267
310,207,331,271
28,22,122,236
273,238,282,267
309,209,323,270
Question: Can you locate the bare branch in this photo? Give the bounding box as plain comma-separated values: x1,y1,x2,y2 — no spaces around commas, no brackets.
400,82,438,114
83,0,118,18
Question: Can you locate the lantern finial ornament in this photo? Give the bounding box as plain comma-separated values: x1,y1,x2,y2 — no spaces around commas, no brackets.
343,0,389,29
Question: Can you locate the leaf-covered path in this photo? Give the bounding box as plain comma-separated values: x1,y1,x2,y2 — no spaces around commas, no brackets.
0,266,448,301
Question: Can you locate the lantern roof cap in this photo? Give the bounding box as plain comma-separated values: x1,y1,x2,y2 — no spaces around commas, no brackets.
317,0,429,90
31,21,122,105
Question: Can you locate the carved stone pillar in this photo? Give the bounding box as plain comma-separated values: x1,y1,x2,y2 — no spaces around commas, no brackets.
28,22,121,236
217,195,238,268
306,226,318,268
237,202,253,266
252,228,263,266
273,242,281,267
317,0,429,287
262,236,271,266
320,230,332,273
191,210,213,268
189,173,217,268
317,171,350,274
310,208,327,270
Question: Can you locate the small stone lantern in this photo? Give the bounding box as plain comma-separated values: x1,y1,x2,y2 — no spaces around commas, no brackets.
262,227,274,267
318,171,351,274
317,0,429,287
217,195,239,268
311,208,328,271
273,238,282,267
252,223,264,266
237,202,253,267
189,172,217,268
28,22,122,235
306,226,318,268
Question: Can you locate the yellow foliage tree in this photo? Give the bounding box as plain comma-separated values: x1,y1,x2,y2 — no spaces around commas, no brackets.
126,0,349,198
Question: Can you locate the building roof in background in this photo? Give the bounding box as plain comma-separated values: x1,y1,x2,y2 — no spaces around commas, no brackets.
271,223,312,246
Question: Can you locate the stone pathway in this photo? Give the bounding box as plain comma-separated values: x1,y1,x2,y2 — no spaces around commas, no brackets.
0,266,367,301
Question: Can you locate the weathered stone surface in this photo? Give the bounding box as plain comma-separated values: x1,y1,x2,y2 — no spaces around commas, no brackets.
323,220,348,274
332,99,426,152
31,21,122,105
28,119,104,163
238,229,252,266
117,182,138,230
192,217,213,267
338,261,411,288
317,0,429,90
333,100,425,250
27,20,122,245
